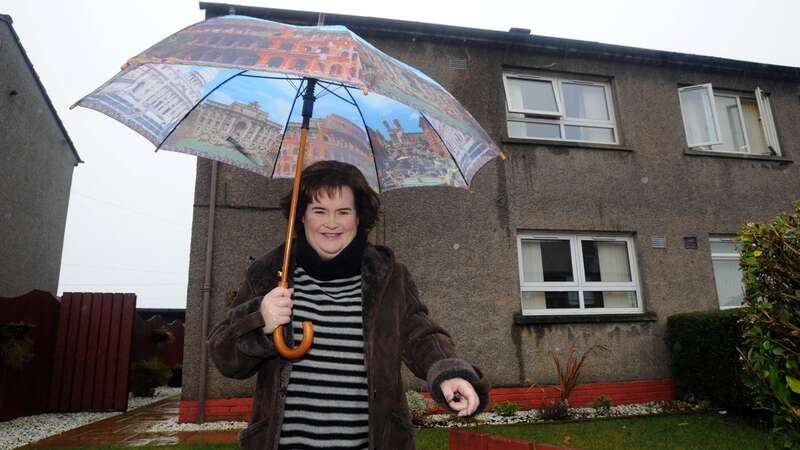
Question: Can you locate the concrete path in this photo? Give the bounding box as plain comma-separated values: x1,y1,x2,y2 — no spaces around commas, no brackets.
22,397,239,448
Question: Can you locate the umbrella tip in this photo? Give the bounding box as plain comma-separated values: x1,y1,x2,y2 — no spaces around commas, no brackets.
499,151,508,161
121,62,130,71
362,85,369,96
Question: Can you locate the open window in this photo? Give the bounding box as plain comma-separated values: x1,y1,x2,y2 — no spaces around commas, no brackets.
678,84,781,156
709,236,745,309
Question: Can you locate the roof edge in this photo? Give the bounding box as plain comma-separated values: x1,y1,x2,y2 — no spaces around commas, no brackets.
198,2,800,81
1,14,82,165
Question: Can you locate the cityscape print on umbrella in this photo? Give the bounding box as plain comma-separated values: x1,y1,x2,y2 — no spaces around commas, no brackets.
74,15,501,191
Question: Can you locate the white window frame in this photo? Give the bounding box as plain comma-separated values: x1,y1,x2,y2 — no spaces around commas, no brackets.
503,73,619,145
503,74,564,117
516,233,643,316
709,236,745,310
679,84,782,156
678,83,723,147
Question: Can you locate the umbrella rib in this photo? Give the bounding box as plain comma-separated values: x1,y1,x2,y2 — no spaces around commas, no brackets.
316,82,355,106
344,87,383,194
270,79,307,179
155,69,248,152
420,112,469,188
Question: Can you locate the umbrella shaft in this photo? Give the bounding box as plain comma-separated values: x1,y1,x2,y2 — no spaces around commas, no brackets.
280,79,318,287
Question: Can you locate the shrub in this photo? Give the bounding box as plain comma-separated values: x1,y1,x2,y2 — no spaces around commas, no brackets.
550,344,608,405
665,309,753,413
492,401,519,417
405,390,429,422
130,357,172,397
539,399,570,421
0,323,35,370
738,202,800,447
591,395,614,412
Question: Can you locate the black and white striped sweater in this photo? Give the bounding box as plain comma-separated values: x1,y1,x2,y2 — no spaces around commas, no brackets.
277,266,369,450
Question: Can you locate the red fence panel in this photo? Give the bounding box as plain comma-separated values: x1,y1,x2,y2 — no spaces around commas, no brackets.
0,290,60,421
48,292,137,412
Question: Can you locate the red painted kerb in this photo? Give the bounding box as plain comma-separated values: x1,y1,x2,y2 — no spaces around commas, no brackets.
179,378,673,423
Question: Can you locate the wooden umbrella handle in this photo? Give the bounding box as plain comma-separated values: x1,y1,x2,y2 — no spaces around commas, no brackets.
273,321,314,360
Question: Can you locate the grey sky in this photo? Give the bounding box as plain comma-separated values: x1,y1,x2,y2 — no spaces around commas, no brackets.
4,0,798,309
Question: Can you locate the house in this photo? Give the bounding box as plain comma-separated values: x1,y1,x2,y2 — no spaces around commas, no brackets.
0,14,81,298
180,2,800,420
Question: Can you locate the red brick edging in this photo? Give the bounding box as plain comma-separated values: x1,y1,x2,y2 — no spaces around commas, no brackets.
449,429,579,450
179,378,673,423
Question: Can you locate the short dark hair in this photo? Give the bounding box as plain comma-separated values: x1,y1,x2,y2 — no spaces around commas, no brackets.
280,161,381,231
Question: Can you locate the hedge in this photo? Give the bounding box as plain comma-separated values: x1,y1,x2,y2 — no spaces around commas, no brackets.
665,309,753,413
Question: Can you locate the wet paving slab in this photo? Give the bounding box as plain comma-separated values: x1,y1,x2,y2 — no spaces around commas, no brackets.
22,397,239,448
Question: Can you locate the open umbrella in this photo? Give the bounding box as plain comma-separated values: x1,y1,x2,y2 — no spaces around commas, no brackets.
73,15,505,359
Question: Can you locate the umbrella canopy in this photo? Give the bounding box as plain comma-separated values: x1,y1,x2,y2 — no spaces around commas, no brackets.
74,15,503,191
74,14,505,361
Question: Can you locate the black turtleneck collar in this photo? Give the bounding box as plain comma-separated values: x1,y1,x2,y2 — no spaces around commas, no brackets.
295,227,367,280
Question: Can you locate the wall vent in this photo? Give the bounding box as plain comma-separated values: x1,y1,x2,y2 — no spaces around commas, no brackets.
448,57,466,70
651,236,666,249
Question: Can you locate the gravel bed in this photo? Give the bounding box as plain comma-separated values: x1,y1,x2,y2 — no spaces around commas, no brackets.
419,401,696,428
0,387,182,450
147,416,247,433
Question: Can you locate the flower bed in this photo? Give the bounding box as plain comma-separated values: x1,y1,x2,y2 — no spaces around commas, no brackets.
419,401,697,428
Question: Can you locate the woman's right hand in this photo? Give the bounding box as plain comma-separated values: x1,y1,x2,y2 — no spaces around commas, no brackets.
260,287,293,334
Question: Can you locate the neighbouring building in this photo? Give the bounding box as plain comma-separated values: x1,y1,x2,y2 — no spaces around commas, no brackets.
0,14,81,297
180,3,800,418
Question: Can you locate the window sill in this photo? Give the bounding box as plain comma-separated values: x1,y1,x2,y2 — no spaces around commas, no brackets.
513,312,657,325
684,149,792,164
502,137,634,152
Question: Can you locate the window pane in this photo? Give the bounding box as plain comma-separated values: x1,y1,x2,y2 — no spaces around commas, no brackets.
679,86,719,146
521,239,573,282
585,291,638,308
712,259,745,308
521,240,544,282
581,241,631,282
740,98,770,155
506,78,559,113
562,83,609,120
712,96,747,153
564,125,615,143
710,240,737,255
508,121,561,139
522,291,579,309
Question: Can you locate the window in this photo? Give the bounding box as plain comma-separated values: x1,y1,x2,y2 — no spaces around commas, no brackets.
503,73,618,144
709,236,745,309
678,84,781,156
517,234,641,315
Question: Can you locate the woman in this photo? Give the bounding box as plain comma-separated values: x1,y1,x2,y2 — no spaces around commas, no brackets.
209,161,489,450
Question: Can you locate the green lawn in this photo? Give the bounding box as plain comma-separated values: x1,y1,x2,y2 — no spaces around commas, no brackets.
416,413,770,450
58,413,770,450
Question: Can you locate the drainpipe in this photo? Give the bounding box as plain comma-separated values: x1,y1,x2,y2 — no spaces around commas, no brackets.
198,160,218,424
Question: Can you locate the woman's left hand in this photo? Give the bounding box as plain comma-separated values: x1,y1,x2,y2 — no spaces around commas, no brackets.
439,377,478,417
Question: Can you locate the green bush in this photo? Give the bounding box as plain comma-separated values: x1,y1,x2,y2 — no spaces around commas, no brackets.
665,309,753,413
492,401,519,417
738,203,800,448
130,357,172,397
591,395,614,412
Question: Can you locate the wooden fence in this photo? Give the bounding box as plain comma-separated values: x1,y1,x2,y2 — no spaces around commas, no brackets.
0,290,61,421
48,292,137,412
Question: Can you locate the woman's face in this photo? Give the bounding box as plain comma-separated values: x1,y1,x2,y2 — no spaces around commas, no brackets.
302,186,359,261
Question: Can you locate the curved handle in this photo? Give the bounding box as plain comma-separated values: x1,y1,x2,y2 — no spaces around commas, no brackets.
273,321,314,359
